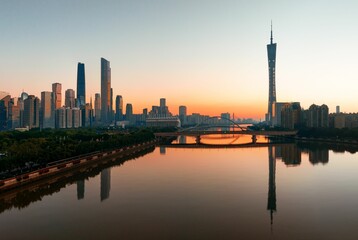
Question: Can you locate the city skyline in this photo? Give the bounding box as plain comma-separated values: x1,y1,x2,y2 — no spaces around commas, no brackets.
2,1,358,118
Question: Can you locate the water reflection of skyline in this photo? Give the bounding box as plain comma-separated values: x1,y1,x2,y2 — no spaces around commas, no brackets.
0,146,155,214
267,144,330,225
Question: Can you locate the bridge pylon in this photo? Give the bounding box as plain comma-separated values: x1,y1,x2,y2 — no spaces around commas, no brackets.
195,135,201,144
252,135,257,144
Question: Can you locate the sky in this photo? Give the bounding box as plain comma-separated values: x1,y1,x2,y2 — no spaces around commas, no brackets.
1,0,358,119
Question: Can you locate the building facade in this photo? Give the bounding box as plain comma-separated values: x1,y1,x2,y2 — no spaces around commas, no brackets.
94,93,101,123
23,95,40,129
41,91,54,129
65,89,75,108
115,95,123,121
101,58,111,124
77,63,86,107
52,83,62,110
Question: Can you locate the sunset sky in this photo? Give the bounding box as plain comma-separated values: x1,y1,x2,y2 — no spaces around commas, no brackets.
1,0,358,119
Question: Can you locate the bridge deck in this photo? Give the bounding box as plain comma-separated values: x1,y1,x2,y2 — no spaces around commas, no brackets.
159,142,293,149
155,130,297,137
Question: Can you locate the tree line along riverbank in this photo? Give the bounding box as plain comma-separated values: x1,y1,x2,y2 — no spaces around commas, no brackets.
0,127,157,175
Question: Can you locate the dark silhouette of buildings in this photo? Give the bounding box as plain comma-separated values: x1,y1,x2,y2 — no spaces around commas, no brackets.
306,104,329,128
179,105,187,125
77,63,86,107
101,58,111,124
266,23,277,125
267,146,277,225
100,168,111,201
65,89,75,108
23,95,40,129
77,180,85,200
115,95,123,121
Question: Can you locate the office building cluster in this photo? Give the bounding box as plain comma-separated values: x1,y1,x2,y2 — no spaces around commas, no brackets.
271,102,329,129
0,58,191,130
329,110,358,129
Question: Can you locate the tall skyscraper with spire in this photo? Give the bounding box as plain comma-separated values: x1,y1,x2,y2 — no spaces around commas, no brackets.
101,58,111,124
77,63,86,107
266,23,277,124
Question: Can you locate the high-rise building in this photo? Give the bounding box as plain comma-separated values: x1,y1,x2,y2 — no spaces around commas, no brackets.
266,23,277,125
307,104,329,128
160,98,166,109
101,58,111,124
110,88,114,122
0,95,11,130
77,63,86,107
55,107,66,129
52,83,62,109
72,108,82,128
8,98,20,129
81,103,93,127
65,89,75,108
221,112,231,125
19,92,28,127
115,95,123,121
94,93,101,122
280,102,301,129
0,100,7,131
179,105,187,125
125,103,133,124
65,108,73,128
336,106,340,114
23,95,40,129
41,91,54,128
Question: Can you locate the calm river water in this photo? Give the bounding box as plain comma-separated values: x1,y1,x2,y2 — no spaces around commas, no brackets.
1,135,358,240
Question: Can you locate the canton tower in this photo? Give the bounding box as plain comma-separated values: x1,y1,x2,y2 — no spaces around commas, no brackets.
267,23,277,124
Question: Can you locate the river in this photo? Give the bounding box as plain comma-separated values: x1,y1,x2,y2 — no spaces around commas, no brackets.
1,135,358,240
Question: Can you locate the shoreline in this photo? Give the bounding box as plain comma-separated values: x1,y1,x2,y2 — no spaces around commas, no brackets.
0,139,157,193
287,136,358,146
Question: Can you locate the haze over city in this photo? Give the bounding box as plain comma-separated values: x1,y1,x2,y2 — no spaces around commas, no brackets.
1,0,358,118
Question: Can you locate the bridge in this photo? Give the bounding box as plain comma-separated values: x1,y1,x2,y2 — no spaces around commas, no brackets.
159,142,293,149
155,116,297,143
155,130,297,137
155,130,297,144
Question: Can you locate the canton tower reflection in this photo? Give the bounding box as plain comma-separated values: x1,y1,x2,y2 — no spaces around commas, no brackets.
267,146,276,225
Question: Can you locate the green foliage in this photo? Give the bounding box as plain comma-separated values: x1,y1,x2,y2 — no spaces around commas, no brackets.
0,128,155,172
297,127,358,140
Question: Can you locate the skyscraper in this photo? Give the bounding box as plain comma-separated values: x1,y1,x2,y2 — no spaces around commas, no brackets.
159,98,166,116
94,93,101,122
115,95,123,121
126,103,133,124
65,89,75,108
110,88,114,122
52,83,62,109
267,23,277,125
24,95,40,129
179,105,187,125
101,58,111,124
77,63,86,107
41,91,53,128
8,98,20,129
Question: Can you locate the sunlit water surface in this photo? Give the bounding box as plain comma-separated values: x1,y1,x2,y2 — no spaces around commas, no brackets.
1,136,358,240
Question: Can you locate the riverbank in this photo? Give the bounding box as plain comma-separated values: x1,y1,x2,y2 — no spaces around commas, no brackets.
0,139,157,192
288,136,358,146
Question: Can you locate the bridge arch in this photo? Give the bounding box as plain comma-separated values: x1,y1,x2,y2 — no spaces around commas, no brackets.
179,116,249,132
